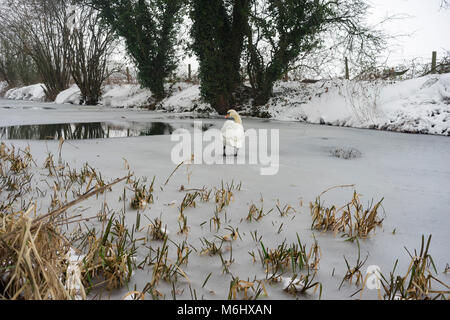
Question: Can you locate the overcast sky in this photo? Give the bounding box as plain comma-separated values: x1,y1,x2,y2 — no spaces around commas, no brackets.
368,0,450,63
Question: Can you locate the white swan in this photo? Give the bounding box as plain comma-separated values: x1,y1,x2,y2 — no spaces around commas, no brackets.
221,109,245,157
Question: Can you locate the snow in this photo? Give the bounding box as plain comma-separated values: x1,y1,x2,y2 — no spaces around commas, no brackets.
265,75,450,135
55,84,82,105
281,277,306,291
101,84,154,108
4,74,449,135
159,84,216,115
65,248,85,300
0,81,8,95
54,83,154,108
0,98,449,300
160,84,203,112
4,83,46,102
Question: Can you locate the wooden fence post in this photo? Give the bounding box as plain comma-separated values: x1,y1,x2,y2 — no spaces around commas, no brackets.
345,57,349,80
126,67,131,84
431,51,437,74
106,67,110,85
188,64,192,82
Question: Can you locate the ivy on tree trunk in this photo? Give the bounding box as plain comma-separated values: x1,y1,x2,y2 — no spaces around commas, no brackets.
88,0,183,100
190,0,251,114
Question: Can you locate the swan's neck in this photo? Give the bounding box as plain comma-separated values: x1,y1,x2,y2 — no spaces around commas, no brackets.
232,114,242,124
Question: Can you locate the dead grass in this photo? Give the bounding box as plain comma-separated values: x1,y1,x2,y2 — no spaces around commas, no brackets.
228,277,267,300
148,218,169,241
130,177,155,210
329,147,362,160
283,272,322,298
0,205,72,300
258,234,321,276
214,181,240,213
310,188,384,240
78,213,137,291
275,201,296,217
200,237,223,256
145,237,190,287
1,143,447,301
374,235,450,300
339,239,368,290
247,195,273,222
0,143,131,299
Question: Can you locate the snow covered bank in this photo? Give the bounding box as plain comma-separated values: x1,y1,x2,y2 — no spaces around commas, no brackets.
4,74,450,135
55,84,82,105
158,83,215,114
54,83,154,108
156,74,450,136
264,74,450,136
155,74,450,135
4,83,46,101
4,83,155,107
101,84,154,108
54,81,214,112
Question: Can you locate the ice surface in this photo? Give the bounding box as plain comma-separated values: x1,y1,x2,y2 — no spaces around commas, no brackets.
0,93,449,300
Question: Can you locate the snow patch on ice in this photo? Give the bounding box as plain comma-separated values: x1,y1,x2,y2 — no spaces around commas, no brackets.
281,276,306,290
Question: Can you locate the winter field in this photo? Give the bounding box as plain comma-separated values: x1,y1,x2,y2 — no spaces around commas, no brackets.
0,74,449,300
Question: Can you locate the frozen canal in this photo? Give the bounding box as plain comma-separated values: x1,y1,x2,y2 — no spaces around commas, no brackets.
1,98,449,300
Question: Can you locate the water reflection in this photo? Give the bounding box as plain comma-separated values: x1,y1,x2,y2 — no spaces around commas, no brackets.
0,121,214,140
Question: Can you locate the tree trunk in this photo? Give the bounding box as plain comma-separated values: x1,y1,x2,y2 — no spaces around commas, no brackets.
191,0,250,114
253,83,273,107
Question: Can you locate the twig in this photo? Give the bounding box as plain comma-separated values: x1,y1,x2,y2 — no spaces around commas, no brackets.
0,175,131,243
164,161,184,186
319,184,355,198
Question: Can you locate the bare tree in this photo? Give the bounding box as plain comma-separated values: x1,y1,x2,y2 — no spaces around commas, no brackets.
0,28,41,87
244,0,389,106
0,32,20,86
67,4,117,105
1,0,72,101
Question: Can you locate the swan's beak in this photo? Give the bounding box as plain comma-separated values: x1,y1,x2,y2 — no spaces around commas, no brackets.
225,115,229,118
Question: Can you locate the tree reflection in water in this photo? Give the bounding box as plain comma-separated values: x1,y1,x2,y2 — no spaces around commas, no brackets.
0,121,212,140
139,122,174,136
0,123,105,140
